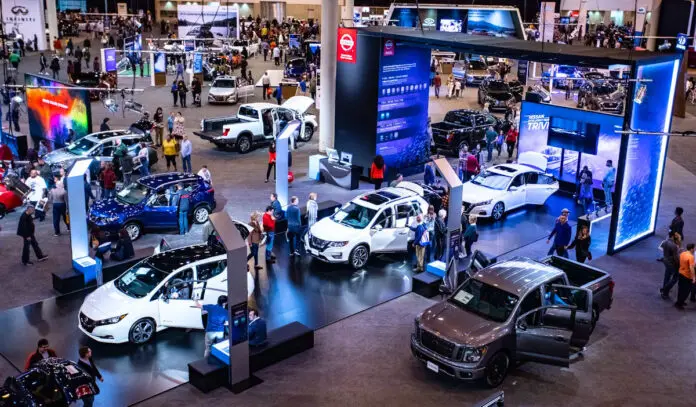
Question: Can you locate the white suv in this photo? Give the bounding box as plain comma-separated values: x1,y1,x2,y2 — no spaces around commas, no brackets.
305,182,429,269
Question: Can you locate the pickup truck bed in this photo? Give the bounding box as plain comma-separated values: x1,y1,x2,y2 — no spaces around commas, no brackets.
193,116,241,141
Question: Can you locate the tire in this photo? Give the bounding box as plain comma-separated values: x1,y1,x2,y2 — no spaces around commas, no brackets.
129,318,156,344
348,244,370,270
301,124,314,142
193,205,211,224
0,203,5,220
491,202,505,221
124,221,142,241
484,351,510,388
237,134,252,154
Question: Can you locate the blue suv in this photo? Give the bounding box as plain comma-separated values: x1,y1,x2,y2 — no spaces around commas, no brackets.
89,173,216,240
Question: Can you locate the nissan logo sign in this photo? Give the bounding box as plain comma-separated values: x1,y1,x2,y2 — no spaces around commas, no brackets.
11,6,29,15
339,33,354,52
384,40,393,50
423,18,435,27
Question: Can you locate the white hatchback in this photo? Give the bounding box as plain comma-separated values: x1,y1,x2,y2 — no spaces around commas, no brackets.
78,237,255,344
305,183,429,269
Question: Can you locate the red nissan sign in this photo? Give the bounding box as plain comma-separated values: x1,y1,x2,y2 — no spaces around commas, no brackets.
337,28,357,63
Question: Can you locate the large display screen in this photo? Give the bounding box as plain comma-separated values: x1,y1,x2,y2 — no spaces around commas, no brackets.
177,4,239,39
25,74,92,146
104,48,117,72
388,7,522,38
518,101,622,187
548,117,600,155
614,59,680,250
154,52,166,73
375,40,431,172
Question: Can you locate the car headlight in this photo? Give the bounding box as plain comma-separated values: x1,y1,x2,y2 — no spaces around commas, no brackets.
96,314,128,326
208,95,215,100
327,241,349,248
227,95,236,101
461,346,487,363
473,200,492,207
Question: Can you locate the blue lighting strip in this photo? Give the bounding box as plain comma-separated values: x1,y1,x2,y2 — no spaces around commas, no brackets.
614,58,680,250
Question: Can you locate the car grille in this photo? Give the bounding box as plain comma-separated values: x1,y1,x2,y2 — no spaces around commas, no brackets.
601,102,618,108
309,236,328,251
420,329,457,359
80,312,96,333
214,95,227,101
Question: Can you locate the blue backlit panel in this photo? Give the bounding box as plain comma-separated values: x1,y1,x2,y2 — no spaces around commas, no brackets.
614,59,680,249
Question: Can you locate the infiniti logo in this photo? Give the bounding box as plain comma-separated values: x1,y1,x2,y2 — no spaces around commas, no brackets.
11,6,29,15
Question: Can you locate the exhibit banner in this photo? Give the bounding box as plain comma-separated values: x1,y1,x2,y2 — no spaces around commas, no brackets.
104,48,117,72
177,4,239,39
1,0,48,51
117,3,127,16
376,41,430,171
337,28,357,64
154,52,166,73
383,39,395,57
193,53,203,74
614,59,680,250
24,74,92,146
517,101,623,187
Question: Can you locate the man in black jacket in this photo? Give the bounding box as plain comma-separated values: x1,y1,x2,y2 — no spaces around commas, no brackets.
17,206,47,265
77,346,103,407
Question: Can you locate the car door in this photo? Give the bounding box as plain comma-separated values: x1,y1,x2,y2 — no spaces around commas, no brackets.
394,202,418,246
506,173,527,209
237,78,255,100
370,207,398,252
143,188,178,228
542,284,594,348
158,268,204,329
193,258,227,304
524,172,559,205
515,304,572,367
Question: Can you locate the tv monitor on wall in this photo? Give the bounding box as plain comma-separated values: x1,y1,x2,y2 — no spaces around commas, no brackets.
439,19,463,32
547,117,600,155
24,74,92,147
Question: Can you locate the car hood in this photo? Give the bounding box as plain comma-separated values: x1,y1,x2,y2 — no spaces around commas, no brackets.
282,96,314,114
80,281,141,320
461,182,504,204
89,198,139,219
419,301,503,347
43,148,79,165
309,217,363,242
486,91,513,101
468,69,489,76
209,87,237,96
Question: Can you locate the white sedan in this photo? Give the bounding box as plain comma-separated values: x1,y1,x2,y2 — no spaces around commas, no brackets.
462,152,559,221
78,223,257,344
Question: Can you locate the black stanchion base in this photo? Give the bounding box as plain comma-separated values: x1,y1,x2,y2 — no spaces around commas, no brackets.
227,375,264,394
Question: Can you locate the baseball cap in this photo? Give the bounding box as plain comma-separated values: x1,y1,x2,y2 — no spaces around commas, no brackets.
561,208,570,214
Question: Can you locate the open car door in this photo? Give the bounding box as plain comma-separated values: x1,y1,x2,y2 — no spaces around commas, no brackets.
237,78,255,101
515,305,573,367
542,285,594,348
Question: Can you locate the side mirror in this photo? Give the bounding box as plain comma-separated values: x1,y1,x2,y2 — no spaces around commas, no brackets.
509,186,518,191
373,224,383,232
516,320,527,331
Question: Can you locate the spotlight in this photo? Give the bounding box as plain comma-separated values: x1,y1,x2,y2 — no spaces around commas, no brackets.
124,99,145,115
103,96,119,113
634,84,647,104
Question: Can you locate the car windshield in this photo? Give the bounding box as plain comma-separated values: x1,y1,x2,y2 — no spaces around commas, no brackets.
487,82,509,91
448,278,519,323
468,61,487,70
116,182,150,205
115,261,170,298
331,202,377,229
214,79,236,88
470,171,512,190
66,138,96,155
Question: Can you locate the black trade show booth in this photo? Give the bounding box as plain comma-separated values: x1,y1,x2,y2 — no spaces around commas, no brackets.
335,25,681,255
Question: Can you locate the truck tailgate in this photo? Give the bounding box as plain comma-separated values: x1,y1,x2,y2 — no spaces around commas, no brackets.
540,256,610,288
193,130,222,141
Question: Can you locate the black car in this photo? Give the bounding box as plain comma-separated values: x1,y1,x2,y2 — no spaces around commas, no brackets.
432,109,510,155
507,80,524,101
72,72,113,101
578,82,625,113
478,79,516,111
1,358,99,406
285,58,308,79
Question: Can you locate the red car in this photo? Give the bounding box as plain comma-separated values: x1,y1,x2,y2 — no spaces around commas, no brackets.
0,168,24,219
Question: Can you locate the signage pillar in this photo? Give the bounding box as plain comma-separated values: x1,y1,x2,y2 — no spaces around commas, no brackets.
209,212,254,392
45,0,58,50
67,159,95,282
577,0,588,40
320,0,338,152
275,121,300,208
540,2,555,43
434,158,462,264
341,0,355,27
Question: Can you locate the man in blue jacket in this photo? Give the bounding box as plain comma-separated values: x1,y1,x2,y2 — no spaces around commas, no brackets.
408,214,430,272
286,196,302,256
248,309,267,347
546,214,572,258
171,183,190,235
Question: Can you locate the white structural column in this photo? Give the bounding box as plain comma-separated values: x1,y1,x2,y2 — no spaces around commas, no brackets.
577,0,588,39
646,0,662,51
45,0,59,51
341,0,355,27
319,0,339,152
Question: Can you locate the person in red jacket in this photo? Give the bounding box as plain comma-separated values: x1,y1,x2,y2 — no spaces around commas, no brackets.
24,338,57,370
262,206,276,263
433,73,442,98
370,155,386,190
99,163,117,199
265,142,276,183
505,125,519,158
466,152,480,178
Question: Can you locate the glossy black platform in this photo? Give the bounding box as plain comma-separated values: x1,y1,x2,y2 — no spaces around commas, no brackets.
0,194,581,406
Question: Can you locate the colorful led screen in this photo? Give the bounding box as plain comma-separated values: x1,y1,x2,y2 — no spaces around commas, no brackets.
25,74,92,146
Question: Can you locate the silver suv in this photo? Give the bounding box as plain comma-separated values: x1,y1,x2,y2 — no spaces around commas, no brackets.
208,76,254,105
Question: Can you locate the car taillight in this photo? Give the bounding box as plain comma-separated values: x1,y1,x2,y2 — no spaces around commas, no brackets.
75,385,92,398
446,132,454,143
222,128,229,137
207,188,215,193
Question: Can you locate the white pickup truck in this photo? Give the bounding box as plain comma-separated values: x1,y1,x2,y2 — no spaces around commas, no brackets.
194,96,318,154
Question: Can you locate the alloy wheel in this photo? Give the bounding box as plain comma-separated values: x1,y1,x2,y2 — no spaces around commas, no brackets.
302,125,314,142
351,246,369,269
492,202,504,221
125,223,141,240
194,207,210,223
132,320,154,344
238,136,251,153
485,352,509,387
